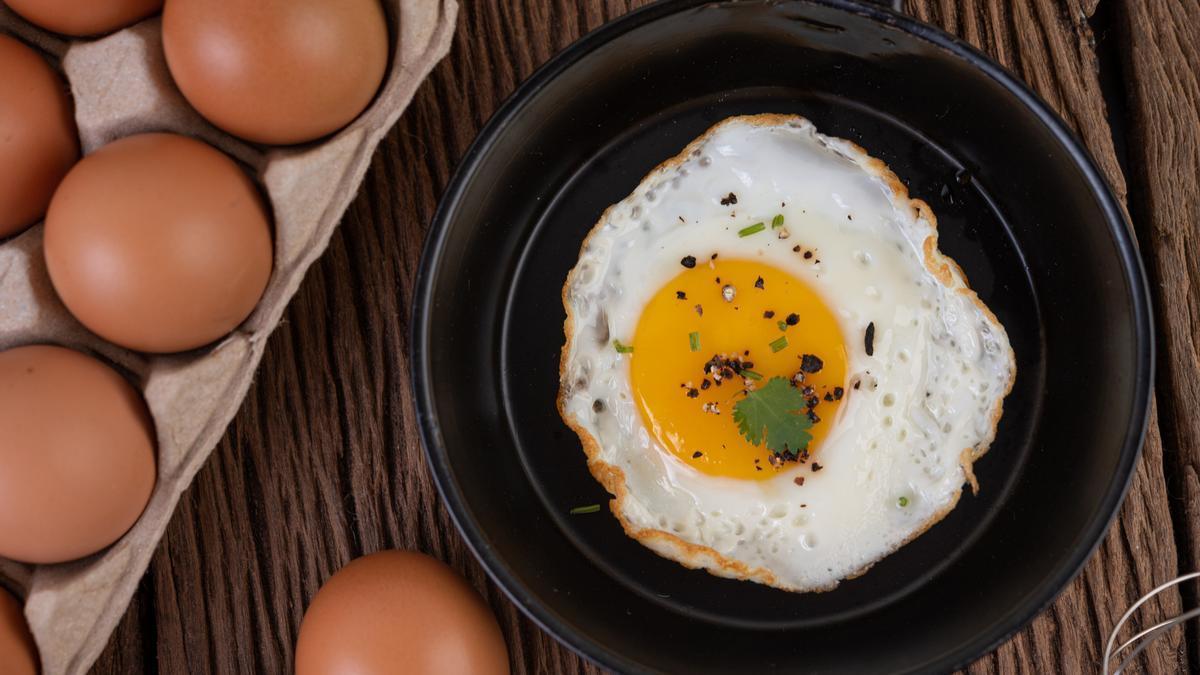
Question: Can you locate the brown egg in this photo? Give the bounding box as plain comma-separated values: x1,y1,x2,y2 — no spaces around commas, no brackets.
161,0,388,145
0,345,156,564
44,133,273,354
0,35,79,239
295,551,509,675
0,589,38,675
5,0,162,37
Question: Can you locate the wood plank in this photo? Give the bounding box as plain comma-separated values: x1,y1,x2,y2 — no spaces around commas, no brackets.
88,1,1187,673
1117,0,1200,667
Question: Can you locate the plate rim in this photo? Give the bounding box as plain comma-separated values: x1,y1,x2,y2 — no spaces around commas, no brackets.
411,0,1154,672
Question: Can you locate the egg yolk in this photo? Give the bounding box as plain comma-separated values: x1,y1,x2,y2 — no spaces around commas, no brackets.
630,258,847,481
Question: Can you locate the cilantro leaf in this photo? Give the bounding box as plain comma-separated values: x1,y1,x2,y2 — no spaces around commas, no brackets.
732,376,813,457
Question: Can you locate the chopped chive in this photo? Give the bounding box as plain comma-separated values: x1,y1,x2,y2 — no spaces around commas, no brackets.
742,370,763,381
898,496,909,507
570,504,602,515
777,320,787,332
612,339,634,354
771,214,785,228
688,331,701,352
769,335,788,353
738,222,766,237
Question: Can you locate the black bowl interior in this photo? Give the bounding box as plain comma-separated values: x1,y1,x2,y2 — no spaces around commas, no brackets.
415,1,1150,672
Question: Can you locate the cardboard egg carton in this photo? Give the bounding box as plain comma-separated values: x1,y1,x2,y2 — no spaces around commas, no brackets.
0,2,457,672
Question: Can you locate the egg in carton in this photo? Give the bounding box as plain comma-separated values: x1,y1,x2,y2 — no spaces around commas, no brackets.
0,2,457,672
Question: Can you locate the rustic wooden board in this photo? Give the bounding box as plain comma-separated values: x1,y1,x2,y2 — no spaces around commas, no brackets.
88,1,1194,672
1117,0,1200,668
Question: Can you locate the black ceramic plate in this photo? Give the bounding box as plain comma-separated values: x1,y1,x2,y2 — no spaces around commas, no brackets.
414,1,1153,672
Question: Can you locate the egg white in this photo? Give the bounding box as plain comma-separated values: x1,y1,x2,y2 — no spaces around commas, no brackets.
558,114,1015,592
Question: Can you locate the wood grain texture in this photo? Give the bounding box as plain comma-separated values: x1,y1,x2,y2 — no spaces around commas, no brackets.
1117,0,1200,667
86,1,1192,673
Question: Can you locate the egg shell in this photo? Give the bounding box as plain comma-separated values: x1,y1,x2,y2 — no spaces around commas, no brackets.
4,0,162,36
0,345,156,564
161,0,389,145
0,589,38,675
295,551,509,675
43,132,274,354
0,35,79,239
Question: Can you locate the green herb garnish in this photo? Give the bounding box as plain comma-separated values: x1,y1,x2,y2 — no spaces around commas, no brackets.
570,504,601,515
771,214,785,228
732,376,813,457
777,320,787,332
738,222,765,237
613,339,634,354
898,497,909,507
769,335,788,353
742,369,763,381
688,331,701,352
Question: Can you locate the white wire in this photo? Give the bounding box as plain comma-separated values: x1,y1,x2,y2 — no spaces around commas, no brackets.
1103,571,1200,674
1116,611,1192,657
1112,607,1200,674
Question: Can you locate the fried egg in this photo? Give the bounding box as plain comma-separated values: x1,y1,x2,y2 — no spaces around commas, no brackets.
558,114,1015,592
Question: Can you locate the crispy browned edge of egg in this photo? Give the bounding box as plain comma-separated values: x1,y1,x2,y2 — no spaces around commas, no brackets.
556,113,1018,593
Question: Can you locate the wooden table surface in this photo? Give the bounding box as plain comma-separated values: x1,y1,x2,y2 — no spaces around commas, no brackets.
89,0,1200,672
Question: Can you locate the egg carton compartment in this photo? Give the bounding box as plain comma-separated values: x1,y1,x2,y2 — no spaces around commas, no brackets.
0,2,457,673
